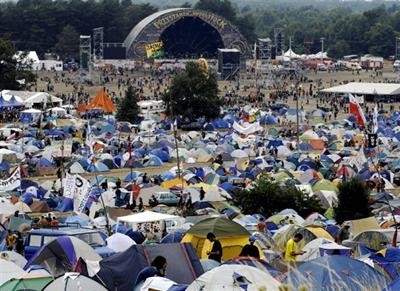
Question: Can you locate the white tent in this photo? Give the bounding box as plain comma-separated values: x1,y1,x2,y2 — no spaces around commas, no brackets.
117,211,179,224
24,92,62,108
187,265,281,291
44,273,107,291
106,233,136,253
0,259,27,286
0,251,27,268
283,48,301,59
0,197,17,220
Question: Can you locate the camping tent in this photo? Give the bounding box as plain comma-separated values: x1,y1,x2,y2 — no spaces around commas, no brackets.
43,273,106,291
26,236,101,277
79,243,203,290
182,216,250,260
87,89,116,113
187,265,281,291
285,255,388,290
117,211,179,226
1,274,52,291
0,259,27,286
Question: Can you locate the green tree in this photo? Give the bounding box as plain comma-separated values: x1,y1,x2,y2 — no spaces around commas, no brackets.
0,38,35,90
195,0,237,22
116,86,141,123
163,62,222,120
334,178,371,224
234,177,323,217
54,25,80,60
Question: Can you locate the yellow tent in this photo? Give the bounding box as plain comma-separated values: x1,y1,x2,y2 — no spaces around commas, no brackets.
161,178,187,189
345,216,380,236
181,217,250,261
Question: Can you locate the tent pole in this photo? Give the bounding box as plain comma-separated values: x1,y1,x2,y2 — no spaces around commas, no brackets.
90,157,112,236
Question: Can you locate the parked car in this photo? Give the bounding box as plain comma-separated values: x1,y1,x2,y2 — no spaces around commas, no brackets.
393,60,400,72
152,191,180,206
24,227,114,260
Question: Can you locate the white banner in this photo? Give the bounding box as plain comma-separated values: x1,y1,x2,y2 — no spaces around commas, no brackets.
67,174,91,213
63,173,76,199
0,167,21,192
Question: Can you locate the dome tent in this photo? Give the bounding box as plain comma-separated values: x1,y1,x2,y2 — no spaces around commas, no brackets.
182,216,250,261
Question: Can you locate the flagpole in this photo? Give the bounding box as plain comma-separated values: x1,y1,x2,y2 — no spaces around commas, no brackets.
90,154,112,236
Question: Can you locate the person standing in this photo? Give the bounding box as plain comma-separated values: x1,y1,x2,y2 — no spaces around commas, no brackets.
239,236,260,259
15,232,24,255
200,187,205,201
6,231,16,251
284,233,305,262
206,232,223,263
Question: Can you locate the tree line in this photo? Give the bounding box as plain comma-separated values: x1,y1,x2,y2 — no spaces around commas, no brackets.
1,0,400,59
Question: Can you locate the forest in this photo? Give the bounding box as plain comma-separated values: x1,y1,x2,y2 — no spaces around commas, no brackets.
0,0,399,59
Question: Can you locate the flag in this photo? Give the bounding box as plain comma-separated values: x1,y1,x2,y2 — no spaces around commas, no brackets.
349,145,367,171
348,93,366,128
73,175,91,213
86,123,93,154
373,104,378,133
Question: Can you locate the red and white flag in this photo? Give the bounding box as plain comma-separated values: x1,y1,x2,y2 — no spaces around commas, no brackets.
349,93,366,128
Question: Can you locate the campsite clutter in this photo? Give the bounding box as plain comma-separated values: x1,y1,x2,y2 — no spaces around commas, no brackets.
1,86,400,291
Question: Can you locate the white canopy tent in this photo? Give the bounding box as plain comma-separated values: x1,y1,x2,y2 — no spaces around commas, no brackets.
24,92,62,108
117,210,179,224
321,82,400,96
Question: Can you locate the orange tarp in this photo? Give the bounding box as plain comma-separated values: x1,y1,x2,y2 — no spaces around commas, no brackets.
88,89,116,113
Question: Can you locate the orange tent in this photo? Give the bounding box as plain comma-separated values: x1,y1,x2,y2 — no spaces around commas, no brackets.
77,102,89,113
88,89,116,113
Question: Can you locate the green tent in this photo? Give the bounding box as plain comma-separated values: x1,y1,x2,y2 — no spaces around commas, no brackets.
312,179,338,193
1,276,52,291
186,216,249,238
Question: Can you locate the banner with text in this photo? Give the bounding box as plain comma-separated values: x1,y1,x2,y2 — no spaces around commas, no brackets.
145,41,165,59
0,167,21,192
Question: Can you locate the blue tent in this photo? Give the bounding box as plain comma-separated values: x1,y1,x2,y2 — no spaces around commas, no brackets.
267,140,283,149
124,172,142,182
87,161,109,172
143,155,163,167
55,197,74,212
192,201,214,211
150,149,170,162
160,229,186,243
369,248,400,280
285,255,388,290
8,95,23,107
39,157,52,167
384,277,400,291
124,230,145,244
0,95,10,109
